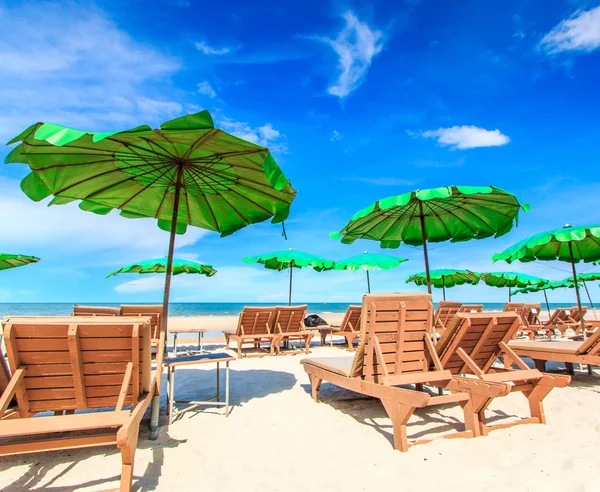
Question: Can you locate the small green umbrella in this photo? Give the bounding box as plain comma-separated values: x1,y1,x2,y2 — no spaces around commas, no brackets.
561,273,600,319
107,257,217,277
330,186,527,293
0,253,40,271
334,252,408,293
406,269,480,301
479,272,547,301
513,279,578,317
243,249,334,305
492,224,600,338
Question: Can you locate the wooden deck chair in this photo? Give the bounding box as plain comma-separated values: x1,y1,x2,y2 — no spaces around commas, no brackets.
274,305,313,355
302,294,510,452
120,305,163,349
436,312,570,436
545,308,578,337
0,316,155,492
331,305,362,351
0,352,17,420
508,328,600,374
226,306,279,358
434,301,462,337
570,306,589,334
73,305,121,316
459,304,483,313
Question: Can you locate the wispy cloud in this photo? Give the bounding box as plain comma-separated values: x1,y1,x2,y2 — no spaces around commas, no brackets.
197,81,217,98
195,41,235,55
0,1,181,141
412,126,510,150
218,118,287,153
539,6,600,54
330,130,343,141
318,12,384,98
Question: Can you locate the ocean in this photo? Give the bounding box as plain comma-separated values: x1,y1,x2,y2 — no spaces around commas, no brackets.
0,301,592,317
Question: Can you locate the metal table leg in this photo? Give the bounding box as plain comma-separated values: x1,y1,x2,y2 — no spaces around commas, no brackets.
216,361,220,400
173,333,178,356
225,361,230,417
168,366,175,425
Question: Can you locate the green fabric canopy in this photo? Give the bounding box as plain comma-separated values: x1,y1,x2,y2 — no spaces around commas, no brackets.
493,224,600,337
6,110,296,439
330,185,527,293
334,252,408,293
479,272,547,301
107,257,217,278
243,250,334,305
406,269,479,300
0,253,40,271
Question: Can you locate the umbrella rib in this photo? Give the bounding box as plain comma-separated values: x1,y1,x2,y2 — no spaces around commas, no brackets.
137,136,179,160
102,136,175,160
181,129,219,160
183,171,220,230
115,164,176,211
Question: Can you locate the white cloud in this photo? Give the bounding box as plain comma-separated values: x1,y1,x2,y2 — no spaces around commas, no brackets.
320,12,384,98
539,6,600,54
197,81,217,98
331,130,343,141
195,41,233,55
0,1,180,141
414,125,510,150
218,119,287,152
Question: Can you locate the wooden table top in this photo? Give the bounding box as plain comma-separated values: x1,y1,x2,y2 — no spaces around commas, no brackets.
164,352,235,367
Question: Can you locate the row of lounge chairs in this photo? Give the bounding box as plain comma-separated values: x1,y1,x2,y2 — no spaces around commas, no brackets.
302,293,571,452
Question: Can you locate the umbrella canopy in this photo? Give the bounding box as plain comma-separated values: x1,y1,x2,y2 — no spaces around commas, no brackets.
479,272,547,301
334,252,408,293
406,268,480,300
493,224,600,337
0,253,40,271
6,110,296,439
107,257,217,278
513,279,577,317
330,185,527,293
243,250,334,305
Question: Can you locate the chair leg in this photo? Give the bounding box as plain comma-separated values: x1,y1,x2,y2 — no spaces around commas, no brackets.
533,359,546,372
522,382,552,424
308,374,322,402
381,400,415,452
119,429,139,492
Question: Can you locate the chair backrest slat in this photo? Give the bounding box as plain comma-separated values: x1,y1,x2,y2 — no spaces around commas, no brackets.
274,306,308,334
434,301,462,333
459,304,483,313
120,305,162,344
338,305,361,333
72,305,121,317
237,306,277,335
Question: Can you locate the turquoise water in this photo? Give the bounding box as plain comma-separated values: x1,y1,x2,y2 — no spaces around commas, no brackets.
0,301,591,317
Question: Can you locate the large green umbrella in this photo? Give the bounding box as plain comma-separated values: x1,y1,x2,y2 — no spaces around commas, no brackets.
243,249,334,305
406,268,480,301
492,224,600,338
562,272,600,319
0,253,40,271
6,110,296,439
334,252,407,293
479,272,547,301
330,186,527,293
513,279,578,317
107,257,217,277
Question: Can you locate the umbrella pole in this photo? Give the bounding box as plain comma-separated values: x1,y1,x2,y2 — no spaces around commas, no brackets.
366,270,371,294
289,267,293,306
582,280,597,319
442,277,446,301
568,241,586,340
418,202,432,294
508,286,511,302
151,165,183,441
543,290,551,318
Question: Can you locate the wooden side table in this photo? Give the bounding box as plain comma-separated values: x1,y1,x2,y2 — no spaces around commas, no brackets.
164,352,235,424
169,325,213,355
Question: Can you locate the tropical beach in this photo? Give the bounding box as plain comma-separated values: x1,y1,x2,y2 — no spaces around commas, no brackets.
2,1,600,491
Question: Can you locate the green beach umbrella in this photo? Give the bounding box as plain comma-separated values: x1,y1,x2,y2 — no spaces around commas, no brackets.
107,257,217,278
513,279,578,317
334,252,408,293
492,224,600,338
0,253,40,271
561,272,600,319
330,186,527,293
479,272,547,301
243,249,334,305
6,110,295,439
406,269,480,301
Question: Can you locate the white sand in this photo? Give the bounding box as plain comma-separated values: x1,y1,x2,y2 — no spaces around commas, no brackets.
1,342,599,492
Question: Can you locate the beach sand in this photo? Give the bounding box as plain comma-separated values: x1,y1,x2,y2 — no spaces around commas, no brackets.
1,341,599,492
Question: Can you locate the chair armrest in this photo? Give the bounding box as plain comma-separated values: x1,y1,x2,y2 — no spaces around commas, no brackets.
116,389,154,448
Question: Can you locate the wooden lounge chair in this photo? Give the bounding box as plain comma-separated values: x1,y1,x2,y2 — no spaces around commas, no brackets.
226,306,279,358
274,305,313,355
0,316,155,492
302,294,510,452
437,312,570,435
508,328,600,374
459,304,483,313
73,305,121,316
121,305,163,349
545,308,578,337
433,301,462,337
330,305,362,351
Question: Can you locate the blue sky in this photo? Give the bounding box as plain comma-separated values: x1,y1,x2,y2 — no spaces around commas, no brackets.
1,0,600,305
